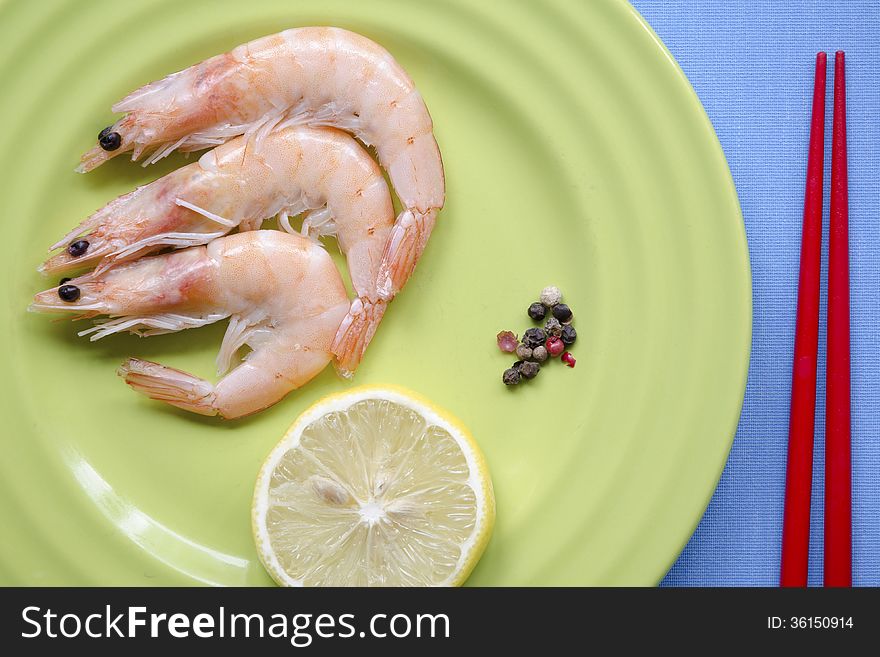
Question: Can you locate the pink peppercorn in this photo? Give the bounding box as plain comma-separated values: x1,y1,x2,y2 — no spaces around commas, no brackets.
545,336,564,357
561,351,576,367
497,331,518,353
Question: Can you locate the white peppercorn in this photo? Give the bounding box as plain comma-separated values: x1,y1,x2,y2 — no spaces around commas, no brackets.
540,286,562,307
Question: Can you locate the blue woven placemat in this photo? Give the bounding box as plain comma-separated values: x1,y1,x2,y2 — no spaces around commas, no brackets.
626,0,880,586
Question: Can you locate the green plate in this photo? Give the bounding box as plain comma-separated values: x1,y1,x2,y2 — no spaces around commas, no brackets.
0,0,750,585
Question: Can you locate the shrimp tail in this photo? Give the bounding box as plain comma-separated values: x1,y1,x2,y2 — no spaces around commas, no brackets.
331,298,387,378
118,357,218,417
376,209,436,299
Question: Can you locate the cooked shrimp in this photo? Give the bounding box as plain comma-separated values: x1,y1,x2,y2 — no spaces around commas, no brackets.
50,126,395,375
78,26,444,302
30,231,349,419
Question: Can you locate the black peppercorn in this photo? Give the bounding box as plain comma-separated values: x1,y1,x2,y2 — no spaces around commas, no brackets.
58,284,81,302
552,303,573,323
561,324,577,346
520,361,540,379
521,327,546,348
527,302,546,321
67,240,89,257
98,127,122,151
502,367,521,386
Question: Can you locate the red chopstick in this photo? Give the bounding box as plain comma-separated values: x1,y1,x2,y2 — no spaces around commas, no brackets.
824,51,852,587
780,52,826,587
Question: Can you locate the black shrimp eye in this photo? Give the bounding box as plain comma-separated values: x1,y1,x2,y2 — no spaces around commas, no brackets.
58,285,81,302
59,277,71,285
98,128,121,151
67,240,89,257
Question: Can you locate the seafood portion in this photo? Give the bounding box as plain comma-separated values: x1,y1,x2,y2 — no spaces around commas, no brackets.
31,231,349,419
78,26,445,301
48,126,397,375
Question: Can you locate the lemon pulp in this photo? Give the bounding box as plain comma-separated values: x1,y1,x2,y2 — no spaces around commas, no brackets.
252,387,494,587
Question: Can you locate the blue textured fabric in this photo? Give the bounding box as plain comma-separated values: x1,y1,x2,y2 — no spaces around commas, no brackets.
625,1,880,586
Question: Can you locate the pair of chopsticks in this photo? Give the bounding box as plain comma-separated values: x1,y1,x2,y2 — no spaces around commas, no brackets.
780,51,851,587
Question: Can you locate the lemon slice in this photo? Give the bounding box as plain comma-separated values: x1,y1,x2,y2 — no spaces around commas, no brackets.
252,386,495,587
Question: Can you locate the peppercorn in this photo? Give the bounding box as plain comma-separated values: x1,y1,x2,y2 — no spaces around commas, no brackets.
515,344,533,361
58,284,80,302
531,345,548,362
544,317,562,337
540,285,562,307
561,351,576,368
561,324,577,346
546,335,564,357
497,330,518,353
68,240,89,257
522,327,546,348
520,361,540,379
98,127,122,151
527,302,546,321
502,367,521,386
552,303,573,323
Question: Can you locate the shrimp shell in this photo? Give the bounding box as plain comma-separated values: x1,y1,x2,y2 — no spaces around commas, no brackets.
78,27,445,313
30,231,350,419
48,126,397,375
